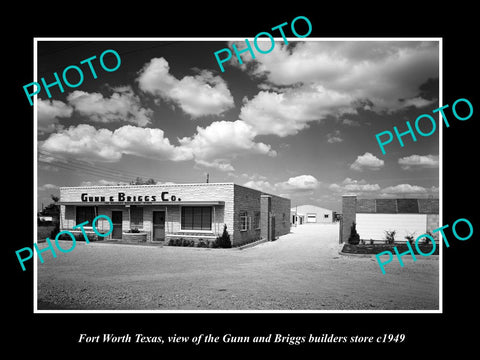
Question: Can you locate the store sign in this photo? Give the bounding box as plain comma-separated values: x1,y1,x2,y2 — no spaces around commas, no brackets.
80,192,181,203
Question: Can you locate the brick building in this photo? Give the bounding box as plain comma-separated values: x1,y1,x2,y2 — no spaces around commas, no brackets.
59,183,291,247
340,194,439,244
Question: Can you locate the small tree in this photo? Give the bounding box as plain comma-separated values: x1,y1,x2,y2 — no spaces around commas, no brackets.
130,177,156,185
423,231,434,245
215,224,232,248
384,230,396,244
348,222,360,245
405,232,416,246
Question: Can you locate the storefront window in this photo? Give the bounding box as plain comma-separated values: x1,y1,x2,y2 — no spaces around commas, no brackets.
76,206,95,225
181,207,212,230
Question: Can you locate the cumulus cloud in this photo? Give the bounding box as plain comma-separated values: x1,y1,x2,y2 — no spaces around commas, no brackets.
66,86,153,126
137,57,234,118
80,179,129,186
243,175,319,194
244,41,438,109
239,85,355,137
40,121,276,171
232,41,439,136
195,159,235,172
328,178,438,197
40,124,189,163
37,99,73,134
179,120,276,171
329,178,381,193
38,183,59,191
278,175,320,191
350,152,385,171
380,184,439,198
398,154,439,170
381,184,428,194
243,180,276,193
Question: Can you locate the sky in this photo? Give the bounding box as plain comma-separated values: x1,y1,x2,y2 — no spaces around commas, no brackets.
36,39,440,213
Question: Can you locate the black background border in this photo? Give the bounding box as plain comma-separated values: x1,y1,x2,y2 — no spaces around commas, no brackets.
6,4,478,355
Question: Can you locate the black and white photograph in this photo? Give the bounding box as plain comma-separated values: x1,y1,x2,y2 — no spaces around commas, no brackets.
8,6,478,354
34,38,441,312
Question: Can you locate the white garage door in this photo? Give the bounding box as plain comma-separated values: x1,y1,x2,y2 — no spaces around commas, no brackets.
356,213,427,241
307,214,317,223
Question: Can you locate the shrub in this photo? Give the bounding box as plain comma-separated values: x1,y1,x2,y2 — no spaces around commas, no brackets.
215,224,232,248
348,222,360,245
405,232,416,246
424,231,434,244
56,232,97,242
369,239,374,245
198,239,207,248
168,239,175,246
49,222,60,239
384,230,396,244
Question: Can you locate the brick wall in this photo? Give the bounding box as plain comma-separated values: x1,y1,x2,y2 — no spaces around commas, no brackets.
233,184,263,246
419,199,439,213
355,198,439,214
356,199,375,213
270,193,291,238
232,185,290,246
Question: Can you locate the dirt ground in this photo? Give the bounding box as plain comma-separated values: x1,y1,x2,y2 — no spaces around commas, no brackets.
36,223,439,311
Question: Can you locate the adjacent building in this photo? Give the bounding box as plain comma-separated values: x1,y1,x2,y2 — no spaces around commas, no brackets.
340,195,439,243
291,204,334,225
58,183,291,247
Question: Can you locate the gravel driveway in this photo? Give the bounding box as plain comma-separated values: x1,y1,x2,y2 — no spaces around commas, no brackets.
37,223,439,311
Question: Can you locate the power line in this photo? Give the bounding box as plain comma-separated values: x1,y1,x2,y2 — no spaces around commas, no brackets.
39,149,147,179
38,149,166,183
38,157,133,182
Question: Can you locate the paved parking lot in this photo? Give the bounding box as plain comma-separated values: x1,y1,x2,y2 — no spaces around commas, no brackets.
37,223,439,311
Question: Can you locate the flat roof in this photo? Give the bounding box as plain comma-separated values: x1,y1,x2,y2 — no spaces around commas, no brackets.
59,182,235,190
59,201,225,206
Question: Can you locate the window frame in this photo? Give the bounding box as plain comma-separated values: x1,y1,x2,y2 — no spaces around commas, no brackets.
76,206,96,226
254,211,261,230
239,211,249,232
130,206,144,229
181,206,212,231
